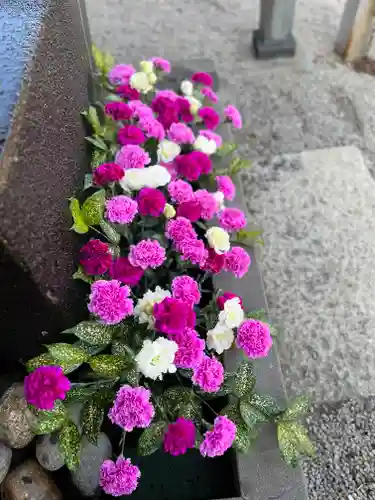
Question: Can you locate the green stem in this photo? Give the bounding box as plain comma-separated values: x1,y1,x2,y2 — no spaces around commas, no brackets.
194,390,219,417
89,225,111,242
120,431,126,456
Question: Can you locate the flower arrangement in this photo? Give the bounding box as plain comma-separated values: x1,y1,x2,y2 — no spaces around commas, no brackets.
24,47,314,497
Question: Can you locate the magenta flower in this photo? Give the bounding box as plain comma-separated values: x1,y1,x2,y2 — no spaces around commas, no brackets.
128,100,154,119
172,275,201,306
108,385,155,431
137,188,166,217
115,145,151,170
192,355,224,393
217,292,243,310
165,217,197,248
105,195,138,224
128,239,166,270
168,123,195,144
156,89,179,101
162,160,179,181
176,200,202,222
201,248,225,274
224,104,243,129
180,238,208,266
164,417,196,456
198,107,220,130
109,257,144,287
194,189,218,220
104,102,133,121
200,416,236,457
154,297,196,336
201,87,219,103
108,64,136,85
219,207,247,232
93,163,124,186
116,84,141,101
192,72,214,87
224,246,251,278
200,130,222,148
138,117,165,141
24,366,70,411
79,239,112,276
152,95,178,129
88,280,134,325
177,97,194,123
151,57,171,73
173,328,205,369
175,152,212,181
216,175,236,201
118,125,145,146
168,180,194,204
100,457,141,497
236,319,272,359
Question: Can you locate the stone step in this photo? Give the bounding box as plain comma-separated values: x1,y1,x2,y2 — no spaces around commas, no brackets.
241,146,375,403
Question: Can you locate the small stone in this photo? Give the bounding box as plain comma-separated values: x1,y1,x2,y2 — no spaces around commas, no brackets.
0,383,36,448
36,433,64,471
71,433,112,497
0,443,12,483
4,460,62,500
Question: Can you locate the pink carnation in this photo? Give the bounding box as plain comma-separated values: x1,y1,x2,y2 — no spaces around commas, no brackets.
168,123,195,144
93,163,124,186
219,207,247,232
105,195,138,224
104,102,133,121
109,257,144,287
168,180,194,204
192,72,214,87
175,152,212,181
201,87,219,103
128,100,154,119
162,160,178,181
217,292,243,310
216,175,236,200
164,417,196,456
154,298,196,336
198,107,220,130
108,385,155,431
128,239,166,270
88,280,134,325
200,416,236,457
116,84,140,101
115,145,151,170
156,89,179,101
108,64,136,85
79,239,112,276
180,238,208,266
137,188,166,217
173,328,205,369
176,200,202,222
172,275,200,306
100,457,140,497
201,248,225,274
224,246,251,278
200,130,222,148
118,125,145,146
151,57,171,73
224,104,243,129
194,189,218,220
236,319,272,358
192,355,224,393
138,116,165,141
24,366,70,411
165,217,196,244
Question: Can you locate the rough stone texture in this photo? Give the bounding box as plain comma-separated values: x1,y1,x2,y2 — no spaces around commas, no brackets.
36,433,64,472
4,460,62,500
0,443,12,484
303,397,375,499
0,383,35,449
0,0,92,374
241,146,375,402
71,433,112,497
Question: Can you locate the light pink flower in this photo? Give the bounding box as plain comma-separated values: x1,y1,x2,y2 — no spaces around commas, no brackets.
138,116,165,141
128,100,154,119
108,64,136,85
88,280,134,325
224,247,251,278
173,328,205,369
105,195,138,224
200,416,236,457
219,207,247,232
115,145,151,170
200,130,222,148
128,239,166,270
108,385,155,431
201,87,219,103
192,355,224,393
236,319,272,358
168,123,195,144
172,275,200,306
194,189,218,220
224,104,242,129
151,57,171,73
168,180,194,204
216,175,236,200
100,457,141,497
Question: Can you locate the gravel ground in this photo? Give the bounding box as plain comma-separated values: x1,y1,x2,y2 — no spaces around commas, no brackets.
303,398,375,500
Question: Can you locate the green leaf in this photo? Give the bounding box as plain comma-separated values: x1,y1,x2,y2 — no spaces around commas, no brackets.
247,309,267,321
47,343,88,366
65,380,117,403
91,149,108,169
59,420,81,470
220,403,242,424
120,366,140,386
280,397,310,422
92,44,105,73
81,400,104,444
81,189,105,226
105,93,123,102
233,423,258,453
83,173,93,190
179,401,201,422
85,136,107,151
239,400,268,429
102,51,115,76
216,142,237,157
64,321,113,346
277,422,315,466
163,386,191,417
234,361,256,398
26,353,54,372
228,157,252,177
89,355,130,378
138,421,166,456
87,106,102,135
249,393,282,418
235,229,264,247
33,401,68,435
72,266,93,284
69,198,89,234
100,221,121,244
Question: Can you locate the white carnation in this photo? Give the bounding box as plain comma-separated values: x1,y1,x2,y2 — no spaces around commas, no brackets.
180,80,193,96
157,140,181,163
206,322,234,355
218,297,244,329
120,165,171,191
134,287,171,328
129,71,153,94
139,60,154,74
213,191,225,211
194,135,217,155
186,96,202,115
206,227,230,255
135,338,178,380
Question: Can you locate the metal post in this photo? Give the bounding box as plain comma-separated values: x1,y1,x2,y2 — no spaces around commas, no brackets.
253,0,297,59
